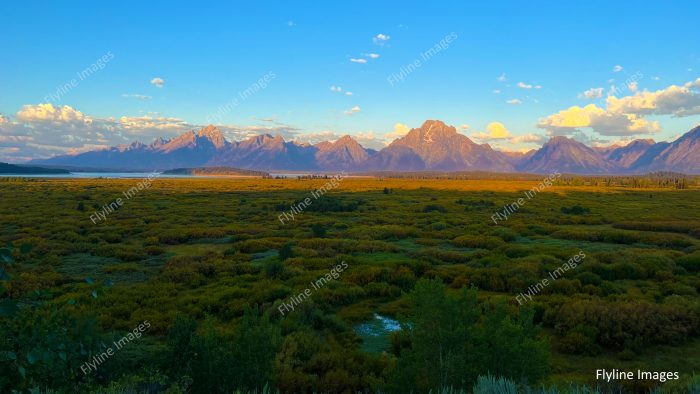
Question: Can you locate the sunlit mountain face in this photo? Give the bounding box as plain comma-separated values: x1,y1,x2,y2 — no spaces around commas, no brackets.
30,122,700,174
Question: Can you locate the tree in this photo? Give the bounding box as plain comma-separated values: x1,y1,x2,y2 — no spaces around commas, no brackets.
390,279,549,393
165,307,281,393
264,260,285,278
311,224,326,238
229,307,282,390
166,315,197,378
278,242,294,261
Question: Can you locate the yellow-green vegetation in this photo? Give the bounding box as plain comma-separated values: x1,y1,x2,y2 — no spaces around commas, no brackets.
1,177,699,393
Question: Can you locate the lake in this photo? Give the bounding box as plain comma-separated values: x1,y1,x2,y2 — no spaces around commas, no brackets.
3,172,312,179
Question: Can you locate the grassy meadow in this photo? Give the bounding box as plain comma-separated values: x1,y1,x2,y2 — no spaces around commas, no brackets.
1,176,699,393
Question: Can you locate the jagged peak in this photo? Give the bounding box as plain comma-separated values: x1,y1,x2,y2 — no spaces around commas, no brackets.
617,138,655,147
261,133,284,141
548,135,574,143
420,119,448,129
679,125,700,139
314,140,333,148
195,125,226,148
197,124,221,137
173,130,197,141
243,133,286,146
115,141,145,152
335,135,358,144
418,120,457,135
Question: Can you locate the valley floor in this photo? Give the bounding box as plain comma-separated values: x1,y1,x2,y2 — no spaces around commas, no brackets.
1,177,699,393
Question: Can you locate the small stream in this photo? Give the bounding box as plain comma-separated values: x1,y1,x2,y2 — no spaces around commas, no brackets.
354,313,402,353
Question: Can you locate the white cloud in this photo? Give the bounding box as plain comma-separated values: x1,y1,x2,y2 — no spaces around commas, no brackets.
511,133,545,144
353,131,386,149
218,124,301,141
1,104,117,161
606,78,700,117
122,94,152,100
686,78,700,89
330,86,353,96
293,131,340,145
373,34,390,44
385,122,411,140
350,58,367,64
517,82,542,90
0,135,33,143
344,106,361,115
579,87,604,99
537,103,659,136
486,122,512,138
493,89,501,94
150,77,165,88
613,65,624,72
0,103,305,162
497,73,507,82
17,103,91,124
366,53,380,59
470,122,544,147
539,78,700,137
118,115,191,131
506,99,522,105
628,81,638,92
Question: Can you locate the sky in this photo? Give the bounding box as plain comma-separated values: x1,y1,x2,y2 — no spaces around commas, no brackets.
1,1,700,162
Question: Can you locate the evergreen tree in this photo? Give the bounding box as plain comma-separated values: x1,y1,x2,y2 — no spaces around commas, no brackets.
390,279,549,393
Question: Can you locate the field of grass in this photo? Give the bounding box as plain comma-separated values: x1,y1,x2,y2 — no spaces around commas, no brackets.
1,177,699,393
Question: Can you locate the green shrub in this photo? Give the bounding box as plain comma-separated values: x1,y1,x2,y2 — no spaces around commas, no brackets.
558,325,601,355
423,204,447,213
264,260,284,278
452,235,505,250
310,224,327,238
472,374,518,394
278,242,294,261
560,205,591,215
677,252,700,272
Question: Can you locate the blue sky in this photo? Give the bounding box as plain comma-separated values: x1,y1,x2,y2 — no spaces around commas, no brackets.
1,1,700,161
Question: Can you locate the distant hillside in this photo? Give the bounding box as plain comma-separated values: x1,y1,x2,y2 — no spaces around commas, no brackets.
0,162,70,174
162,166,269,177
518,136,618,174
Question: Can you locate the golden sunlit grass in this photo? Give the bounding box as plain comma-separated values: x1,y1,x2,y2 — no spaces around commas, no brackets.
9,176,699,194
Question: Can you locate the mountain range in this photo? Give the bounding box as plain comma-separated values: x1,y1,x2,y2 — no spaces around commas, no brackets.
31,120,700,174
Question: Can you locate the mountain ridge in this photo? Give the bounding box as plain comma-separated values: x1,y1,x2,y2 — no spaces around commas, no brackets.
30,121,700,174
